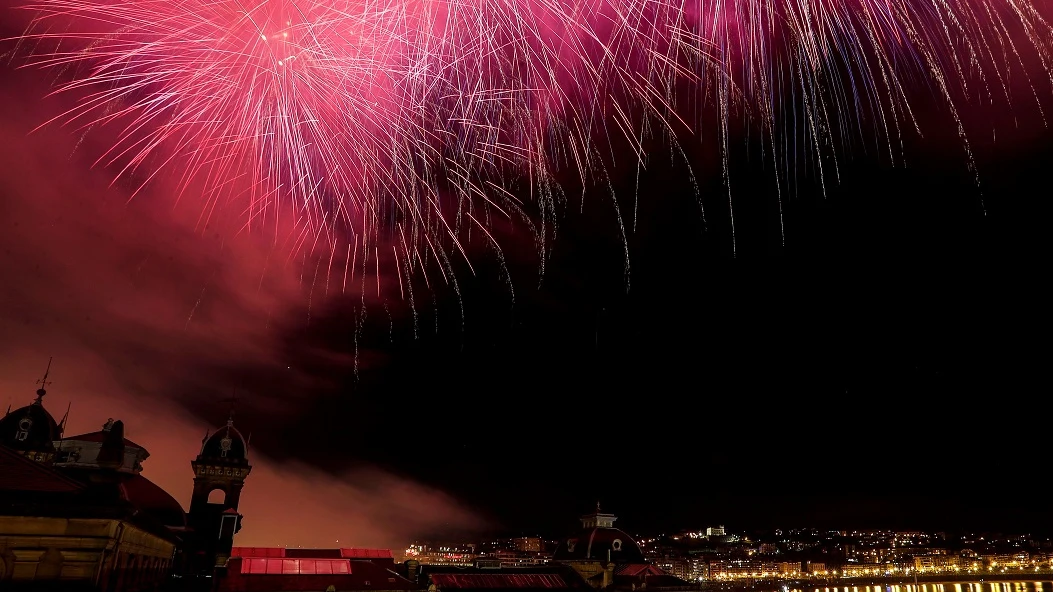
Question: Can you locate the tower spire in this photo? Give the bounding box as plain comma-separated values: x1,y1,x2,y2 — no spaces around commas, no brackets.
34,357,53,404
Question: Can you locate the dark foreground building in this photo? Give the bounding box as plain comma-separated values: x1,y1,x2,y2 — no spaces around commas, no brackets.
0,367,251,590
417,564,592,592
550,507,699,592
0,381,181,591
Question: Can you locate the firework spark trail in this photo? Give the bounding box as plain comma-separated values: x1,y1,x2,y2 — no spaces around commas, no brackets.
10,0,1053,292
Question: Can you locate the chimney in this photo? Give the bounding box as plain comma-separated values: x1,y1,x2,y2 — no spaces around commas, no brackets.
97,420,126,470
405,560,420,584
603,562,615,588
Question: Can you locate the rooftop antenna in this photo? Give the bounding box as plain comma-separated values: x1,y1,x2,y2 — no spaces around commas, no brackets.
34,357,53,404
58,401,71,437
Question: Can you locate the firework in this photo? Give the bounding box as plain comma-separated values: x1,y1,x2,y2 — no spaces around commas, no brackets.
11,0,1053,288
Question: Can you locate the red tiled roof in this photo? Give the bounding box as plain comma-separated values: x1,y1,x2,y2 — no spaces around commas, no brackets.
430,574,571,589
63,430,145,449
0,445,84,493
240,558,351,575
119,474,187,528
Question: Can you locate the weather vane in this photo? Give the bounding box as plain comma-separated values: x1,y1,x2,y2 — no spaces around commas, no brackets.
34,357,53,402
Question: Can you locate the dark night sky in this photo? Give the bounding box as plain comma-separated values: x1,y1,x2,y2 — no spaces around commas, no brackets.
2,7,1052,547
215,94,1052,538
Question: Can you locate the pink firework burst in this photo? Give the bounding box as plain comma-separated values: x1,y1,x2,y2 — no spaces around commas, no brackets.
10,0,1053,287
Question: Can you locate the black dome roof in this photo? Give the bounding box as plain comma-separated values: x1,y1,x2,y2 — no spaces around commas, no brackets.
198,421,249,465
0,399,59,454
553,527,646,563
553,508,646,564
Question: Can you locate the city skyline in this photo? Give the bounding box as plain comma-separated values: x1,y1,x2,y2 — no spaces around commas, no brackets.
404,525,1053,549
397,519,1053,582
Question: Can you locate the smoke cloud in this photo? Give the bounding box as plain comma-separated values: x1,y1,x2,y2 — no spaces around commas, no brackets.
0,61,483,549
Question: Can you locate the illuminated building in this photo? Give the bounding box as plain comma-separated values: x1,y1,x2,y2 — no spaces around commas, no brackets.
489,550,549,567
655,558,691,580
849,548,897,564
516,538,543,553
221,547,416,592
705,527,725,537
841,564,895,577
719,562,784,577
403,544,479,566
982,553,1030,567
687,558,708,580
708,561,727,579
914,555,960,570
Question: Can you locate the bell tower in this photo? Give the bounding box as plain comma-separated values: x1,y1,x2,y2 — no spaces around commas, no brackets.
185,412,251,575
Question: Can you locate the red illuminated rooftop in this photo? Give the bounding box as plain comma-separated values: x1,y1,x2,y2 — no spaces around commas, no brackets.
219,548,414,592
240,557,351,575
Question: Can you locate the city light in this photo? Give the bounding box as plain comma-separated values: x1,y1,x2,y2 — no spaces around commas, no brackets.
395,526,1053,586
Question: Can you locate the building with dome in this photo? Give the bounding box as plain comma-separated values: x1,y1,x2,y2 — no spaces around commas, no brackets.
0,368,180,590
0,363,255,590
552,506,699,592
552,505,646,587
0,379,64,463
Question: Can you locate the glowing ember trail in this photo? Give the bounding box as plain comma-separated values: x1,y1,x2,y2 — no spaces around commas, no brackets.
10,0,1053,288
